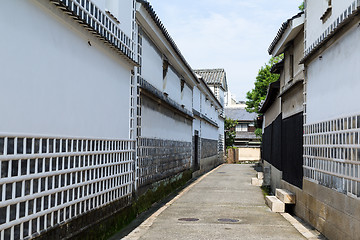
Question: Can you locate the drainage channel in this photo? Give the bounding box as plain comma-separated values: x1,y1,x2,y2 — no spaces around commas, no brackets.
217,218,240,223
178,218,240,223
178,218,199,222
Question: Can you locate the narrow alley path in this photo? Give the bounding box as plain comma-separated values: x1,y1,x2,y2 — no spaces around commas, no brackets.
122,164,306,240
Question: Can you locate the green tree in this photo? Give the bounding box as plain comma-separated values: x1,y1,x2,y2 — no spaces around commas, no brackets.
245,56,282,114
299,2,304,11
225,118,238,148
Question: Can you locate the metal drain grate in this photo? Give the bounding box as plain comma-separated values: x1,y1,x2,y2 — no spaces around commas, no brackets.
218,218,239,223
178,218,199,222
218,172,226,174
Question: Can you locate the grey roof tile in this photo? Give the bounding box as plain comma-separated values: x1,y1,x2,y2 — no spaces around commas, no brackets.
194,69,228,91
225,108,257,121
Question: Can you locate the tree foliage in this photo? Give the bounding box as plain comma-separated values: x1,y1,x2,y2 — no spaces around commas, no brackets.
299,2,305,11
245,56,283,114
225,118,237,148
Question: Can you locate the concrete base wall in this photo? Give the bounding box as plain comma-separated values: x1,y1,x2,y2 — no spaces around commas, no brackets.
193,155,222,177
282,179,360,240
263,161,283,194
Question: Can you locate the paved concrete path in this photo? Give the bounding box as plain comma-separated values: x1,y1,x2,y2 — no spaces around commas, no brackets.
123,164,306,240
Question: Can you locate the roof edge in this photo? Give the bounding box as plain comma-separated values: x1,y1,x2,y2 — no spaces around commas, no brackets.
268,11,304,55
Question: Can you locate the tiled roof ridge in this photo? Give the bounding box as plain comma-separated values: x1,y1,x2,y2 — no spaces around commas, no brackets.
193,68,227,91
268,11,304,55
194,68,225,72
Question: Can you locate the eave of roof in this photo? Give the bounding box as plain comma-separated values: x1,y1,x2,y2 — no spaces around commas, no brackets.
136,0,222,108
270,60,284,74
268,11,304,55
259,80,280,114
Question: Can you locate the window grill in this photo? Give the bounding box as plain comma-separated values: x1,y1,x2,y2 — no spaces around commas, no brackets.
0,134,135,240
304,115,360,197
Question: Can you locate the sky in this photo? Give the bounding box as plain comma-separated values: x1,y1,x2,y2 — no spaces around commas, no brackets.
148,0,303,101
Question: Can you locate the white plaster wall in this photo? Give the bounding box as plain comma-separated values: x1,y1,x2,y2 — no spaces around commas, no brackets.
202,96,216,121
0,0,132,139
218,116,225,142
181,85,193,111
209,86,215,93
293,30,305,80
305,0,354,50
201,121,219,140
193,87,201,112
164,67,181,103
193,118,201,133
111,0,133,37
306,24,360,124
92,0,133,38
93,0,105,10
264,96,281,128
219,88,225,107
141,35,163,91
141,105,192,142
282,85,304,119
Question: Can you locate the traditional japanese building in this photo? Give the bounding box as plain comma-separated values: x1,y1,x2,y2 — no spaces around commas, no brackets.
0,0,225,238
299,1,360,239
261,11,305,192
263,1,360,239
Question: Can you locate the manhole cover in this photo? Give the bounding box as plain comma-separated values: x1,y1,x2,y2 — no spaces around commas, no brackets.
178,218,199,222
218,218,239,223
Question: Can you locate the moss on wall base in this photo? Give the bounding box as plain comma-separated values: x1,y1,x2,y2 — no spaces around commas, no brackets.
34,170,192,240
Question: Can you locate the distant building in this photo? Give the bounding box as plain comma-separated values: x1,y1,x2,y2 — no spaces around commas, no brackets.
224,90,239,107
225,108,260,147
194,68,229,157
194,69,228,107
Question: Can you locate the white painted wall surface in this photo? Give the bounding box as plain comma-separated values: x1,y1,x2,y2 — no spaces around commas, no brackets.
306,24,360,124
193,87,201,112
0,0,132,139
202,96,217,121
93,0,105,10
264,96,281,128
181,84,193,111
141,106,192,142
109,0,133,37
141,34,163,91
193,118,201,133
201,121,219,140
219,88,225,107
164,67,181,103
218,116,225,140
305,0,354,50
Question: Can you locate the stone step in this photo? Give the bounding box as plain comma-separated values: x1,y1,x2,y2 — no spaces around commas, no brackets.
276,189,296,204
257,172,264,179
251,177,263,186
265,196,285,213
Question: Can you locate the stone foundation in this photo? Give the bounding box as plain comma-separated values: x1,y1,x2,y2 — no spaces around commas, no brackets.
137,138,192,188
201,138,218,159
282,179,360,240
